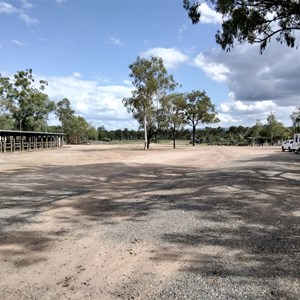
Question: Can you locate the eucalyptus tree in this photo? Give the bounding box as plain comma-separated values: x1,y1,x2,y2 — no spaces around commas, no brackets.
123,56,177,149
55,98,75,127
162,93,187,148
183,0,300,53
264,112,287,144
247,120,264,145
0,114,15,130
0,69,56,131
55,98,96,143
290,106,300,133
184,90,219,146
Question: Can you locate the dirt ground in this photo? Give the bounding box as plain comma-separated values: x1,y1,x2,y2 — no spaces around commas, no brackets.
0,144,299,299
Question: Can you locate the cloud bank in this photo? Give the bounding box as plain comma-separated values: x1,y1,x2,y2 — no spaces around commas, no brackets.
43,74,138,130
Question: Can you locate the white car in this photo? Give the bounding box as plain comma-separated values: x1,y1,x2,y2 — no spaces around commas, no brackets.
281,139,293,152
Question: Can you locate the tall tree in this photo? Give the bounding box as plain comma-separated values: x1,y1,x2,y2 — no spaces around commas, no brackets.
123,56,177,149
97,126,108,141
183,0,300,52
248,120,264,145
0,69,56,131
264,112,287,144
290,106,300,133
55,98,75,126
64,115,94,144
162,93,187,148
55,98,96,143
0,114,15,130
184,90,219,146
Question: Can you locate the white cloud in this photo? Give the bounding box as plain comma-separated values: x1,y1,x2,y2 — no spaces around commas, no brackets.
0,2,16,14
123,80,132,86
178,24,187,40
198,3,222,24
193,37,300,108
217,99,295,127
20,0,33,9
193,52,229,82
43,74,138,130
105,37,124,46
73,72,81,78
18,10,37,25
141,47,189,69
11,39,24,46
0,1,37,25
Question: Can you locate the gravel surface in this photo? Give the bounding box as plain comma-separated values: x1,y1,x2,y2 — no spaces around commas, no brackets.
0,144,299,299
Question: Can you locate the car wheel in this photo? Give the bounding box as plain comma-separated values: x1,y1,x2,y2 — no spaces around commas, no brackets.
282,146,285,152
288,147,291,152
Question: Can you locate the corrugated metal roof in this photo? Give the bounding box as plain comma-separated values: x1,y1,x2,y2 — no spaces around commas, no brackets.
0,130,65,135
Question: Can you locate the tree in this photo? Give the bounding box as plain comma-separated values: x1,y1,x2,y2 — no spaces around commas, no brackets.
55,98,75,126
162,93,187,148
123,56,177,149
247,120,264,145
264,112,287,144
55,98,96,143
291,106,300,133
97,126,108,141
183,0,300,52
184,90,219,146
0,69,56,131
0,114,15,130
64,116,91,144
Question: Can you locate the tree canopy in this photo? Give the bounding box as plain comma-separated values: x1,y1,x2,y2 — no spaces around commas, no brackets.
123,56,177,149
264,112,288,144
184,90,219,146
162,93,187,148
290,106,300,133
183,0,300,52
55,98,97,143
0,69,56,131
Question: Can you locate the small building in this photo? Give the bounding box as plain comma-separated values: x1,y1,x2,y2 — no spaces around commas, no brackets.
0,130,65,153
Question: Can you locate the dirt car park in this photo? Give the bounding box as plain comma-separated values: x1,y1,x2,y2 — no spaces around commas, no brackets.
0,143,299,299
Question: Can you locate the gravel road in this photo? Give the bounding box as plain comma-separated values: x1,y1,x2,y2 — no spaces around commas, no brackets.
0,144,299,299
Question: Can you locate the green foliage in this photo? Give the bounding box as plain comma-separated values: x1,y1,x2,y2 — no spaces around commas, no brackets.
0,114,15,130
290,106,300,133
55,98,75,125
123,56,178,149
55,98,97,144
263,112,290,143
184,90,219,146
162,93,187,148
0,69,56,131
183,0,300,52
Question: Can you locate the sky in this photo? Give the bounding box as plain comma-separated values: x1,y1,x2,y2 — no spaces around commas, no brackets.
0,0,299,130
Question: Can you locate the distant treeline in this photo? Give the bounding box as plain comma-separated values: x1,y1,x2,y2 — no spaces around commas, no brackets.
47,121,294,146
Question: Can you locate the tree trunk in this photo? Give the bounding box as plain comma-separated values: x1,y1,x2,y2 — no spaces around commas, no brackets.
144,115,147,150
192,125,196,146
172,126,176,149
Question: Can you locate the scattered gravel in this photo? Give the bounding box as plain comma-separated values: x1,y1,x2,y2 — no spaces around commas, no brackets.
0,145,299,299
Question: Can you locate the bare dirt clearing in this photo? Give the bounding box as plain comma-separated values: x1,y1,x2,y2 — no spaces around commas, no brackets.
0,144,299,299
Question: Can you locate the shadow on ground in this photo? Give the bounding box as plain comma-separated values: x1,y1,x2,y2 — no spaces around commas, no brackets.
0,150,299,297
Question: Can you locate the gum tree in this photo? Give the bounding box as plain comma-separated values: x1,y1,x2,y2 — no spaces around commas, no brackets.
183,0,300,52
161,93,187,148
0,69,55,131
123,56,177,149
184,90,219,146
290,106,300,133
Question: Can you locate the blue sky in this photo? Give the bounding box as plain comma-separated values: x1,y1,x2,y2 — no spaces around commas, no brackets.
0,0,299,130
